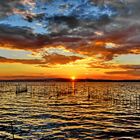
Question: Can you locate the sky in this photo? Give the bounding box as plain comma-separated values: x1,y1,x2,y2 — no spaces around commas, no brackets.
0,0,140,80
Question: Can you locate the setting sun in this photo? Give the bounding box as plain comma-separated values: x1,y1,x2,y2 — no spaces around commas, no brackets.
71,76,76,81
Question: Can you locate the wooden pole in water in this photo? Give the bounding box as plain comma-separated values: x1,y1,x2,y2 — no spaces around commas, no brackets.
87,87,90,101
16,85,17,94
11,121,14,139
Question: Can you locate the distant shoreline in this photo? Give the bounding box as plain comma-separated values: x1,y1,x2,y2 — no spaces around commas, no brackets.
0,78,140,82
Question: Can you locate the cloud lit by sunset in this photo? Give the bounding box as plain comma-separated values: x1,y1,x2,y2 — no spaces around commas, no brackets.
0,0,139,80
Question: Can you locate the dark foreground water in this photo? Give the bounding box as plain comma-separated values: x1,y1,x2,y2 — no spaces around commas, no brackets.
0,82,140,140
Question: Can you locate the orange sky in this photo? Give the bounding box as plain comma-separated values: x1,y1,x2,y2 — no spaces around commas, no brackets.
0,46,139,80
0,0,140,80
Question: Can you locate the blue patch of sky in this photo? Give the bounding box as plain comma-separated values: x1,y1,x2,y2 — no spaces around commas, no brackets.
35,0,117,19
0,0,117,34
0,14,48,34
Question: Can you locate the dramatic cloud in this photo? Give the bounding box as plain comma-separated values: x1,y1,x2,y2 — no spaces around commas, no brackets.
0,0,35,19
0,53,83,65
106,70,140,77
88,62,140,70
120,65,140,70
0,56,42,64
42,53,83,65
0,0,20,18
0,25,48,51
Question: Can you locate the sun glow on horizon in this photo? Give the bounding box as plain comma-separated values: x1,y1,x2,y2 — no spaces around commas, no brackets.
71,76,76,81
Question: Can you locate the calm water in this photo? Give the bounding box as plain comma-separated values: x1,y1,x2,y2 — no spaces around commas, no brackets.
0,82,140,140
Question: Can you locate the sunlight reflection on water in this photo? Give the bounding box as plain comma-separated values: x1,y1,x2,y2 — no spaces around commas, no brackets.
0,82,140,140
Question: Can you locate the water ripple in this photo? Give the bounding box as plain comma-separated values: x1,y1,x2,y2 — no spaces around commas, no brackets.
0,82,140,139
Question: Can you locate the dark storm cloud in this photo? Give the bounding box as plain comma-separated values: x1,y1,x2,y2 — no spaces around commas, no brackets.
0,24,48,50
0,0,20,18
60,24,140,61
0,0,36,19
0,23,139,62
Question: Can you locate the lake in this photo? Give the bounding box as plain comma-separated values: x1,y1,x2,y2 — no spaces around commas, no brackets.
0,82,140,140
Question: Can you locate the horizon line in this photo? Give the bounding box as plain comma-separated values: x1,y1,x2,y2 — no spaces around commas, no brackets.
0,78,140,82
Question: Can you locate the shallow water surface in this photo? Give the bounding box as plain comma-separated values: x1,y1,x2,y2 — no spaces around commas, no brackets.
0,82,140,140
